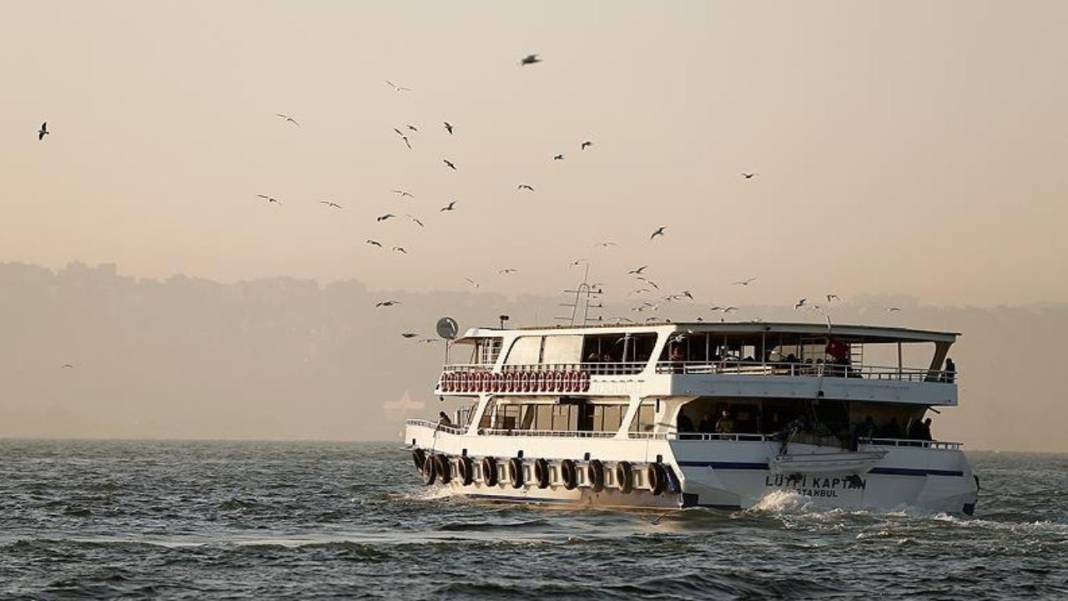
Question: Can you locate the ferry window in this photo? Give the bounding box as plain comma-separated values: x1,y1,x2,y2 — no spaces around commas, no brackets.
474,337,503,364
551,404,577,431
542,335,583,365
505,336,542,365
626,334,658,363
629,402,656,433
589,404,624,432
495,404,521,430
535,404,553,430
479,398,497,429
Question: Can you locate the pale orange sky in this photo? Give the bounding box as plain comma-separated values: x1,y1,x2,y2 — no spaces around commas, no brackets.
2,0,1067,308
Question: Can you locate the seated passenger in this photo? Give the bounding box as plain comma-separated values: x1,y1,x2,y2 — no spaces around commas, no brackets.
920,418,933,441
669,346,685,373
881,417,903,438
943,358,956,383
438,411,453,427
698,413,715,433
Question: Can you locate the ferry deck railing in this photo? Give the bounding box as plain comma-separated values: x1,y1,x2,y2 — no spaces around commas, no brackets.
405,420,963,449
441,362,647,376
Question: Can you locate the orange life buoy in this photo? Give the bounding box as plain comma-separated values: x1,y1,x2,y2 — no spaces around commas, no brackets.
505,371,515,392
520,371,531,392
578,370,590,392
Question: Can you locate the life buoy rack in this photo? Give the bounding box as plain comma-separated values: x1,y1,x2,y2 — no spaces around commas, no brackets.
412,448,427,471
587,459,605,492
434,454,452,484
457,455,474,486
481,456,498,486
615,461,634,493
534,458,550,489
508,457,524,489
560,459,578,490
646,463,666,496
421,455,437,486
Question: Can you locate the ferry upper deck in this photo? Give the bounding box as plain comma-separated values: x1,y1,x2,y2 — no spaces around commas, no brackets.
436,321,959,406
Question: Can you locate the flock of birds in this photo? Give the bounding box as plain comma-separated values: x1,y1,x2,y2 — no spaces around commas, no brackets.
34,52,908,345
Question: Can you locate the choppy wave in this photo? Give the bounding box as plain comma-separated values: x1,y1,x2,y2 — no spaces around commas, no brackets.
1,441,1066,600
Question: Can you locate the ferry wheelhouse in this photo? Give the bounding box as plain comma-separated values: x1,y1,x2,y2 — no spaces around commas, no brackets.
404,322,978,514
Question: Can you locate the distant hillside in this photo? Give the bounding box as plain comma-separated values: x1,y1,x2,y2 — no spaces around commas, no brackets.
1,262,1064,452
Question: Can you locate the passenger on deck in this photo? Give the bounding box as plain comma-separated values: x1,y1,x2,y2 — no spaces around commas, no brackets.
944,358,956,383
920,418,933,441
851,416,877,450
677,413,695,433
714,410,736,434
881,417,903,438
438,411,453,427
669,346,685,373
698,413,715,433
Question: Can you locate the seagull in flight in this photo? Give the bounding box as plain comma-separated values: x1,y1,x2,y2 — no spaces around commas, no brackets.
520,54,541,66
569,259,586,268
385,80,411,92
376,213,396,222
366,239,383,247
650,226,667,240
256,194,282,205
678,290,695,301
440,201,457,212
444,121,454,135
732,277,757,286
553,154,565,161
61,363,74,368
581,141,593,150
628,265,648,275
826,294,841,302
406,124,419,132
319,201,342,209
392,189,415,198
392,246,407,254
401,333,419,338
794,298,807,310
741,172,757,179
443,159,457,170
636,277,659,289
393,128,412,149
275,113,300,127
406,215,424,227
464,278,480,288
517,184,535,191
38,122,49,140
596,241,617,248
499,268,518,275
376,300,401,307
886,306,902,312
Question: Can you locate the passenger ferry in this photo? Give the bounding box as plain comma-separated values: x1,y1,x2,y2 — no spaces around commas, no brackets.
404,320,979,514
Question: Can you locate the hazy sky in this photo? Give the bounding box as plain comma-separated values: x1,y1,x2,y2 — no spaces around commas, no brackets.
3,1,1067,308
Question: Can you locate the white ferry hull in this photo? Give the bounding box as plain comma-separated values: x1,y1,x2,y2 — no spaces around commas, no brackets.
405,425,979,514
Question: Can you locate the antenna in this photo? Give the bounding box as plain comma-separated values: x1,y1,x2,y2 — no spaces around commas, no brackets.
555,264,603,325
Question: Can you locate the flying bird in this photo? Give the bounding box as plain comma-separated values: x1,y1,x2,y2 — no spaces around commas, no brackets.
464,278,480,288
406,125,419,133
553,154,564,161
581,141,593,150
406,214,424,227
392,246,407,254
366,239,383,247
275,113,300,126
628,265,648,275
520,54,541,66
376,300,401,307
393,128,412,149
794,298,807,310
636,276,659,289
569,259,586,268
385,80,411,92
596,241,617,248
37,122,49,140
320,201,342,209
741,172,757,179
886,307,902,312
517,184,535,191
440,201,457,212
401,333,419,338
392,189,415,198
732,277,757,286
678,290,695,301
377,213,396,222
443,159,457,170
650,226,667,240
499,268,518,275
61,363,73,368
444,121,454,135
826,294,840,302
256,194,282,205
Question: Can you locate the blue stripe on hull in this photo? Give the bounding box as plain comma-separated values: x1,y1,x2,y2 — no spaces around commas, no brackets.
677,461,964,478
